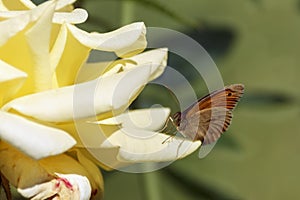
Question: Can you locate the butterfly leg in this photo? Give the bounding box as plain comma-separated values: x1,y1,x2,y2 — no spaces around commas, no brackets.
156,116,171,133
162,135,174,144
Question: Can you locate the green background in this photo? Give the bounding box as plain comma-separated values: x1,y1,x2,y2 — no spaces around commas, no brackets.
15,0,300,199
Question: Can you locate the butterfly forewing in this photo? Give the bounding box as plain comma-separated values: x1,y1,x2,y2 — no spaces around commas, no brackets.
174,84,244,144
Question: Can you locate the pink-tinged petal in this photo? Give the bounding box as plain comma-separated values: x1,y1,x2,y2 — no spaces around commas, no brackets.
18,173,91,200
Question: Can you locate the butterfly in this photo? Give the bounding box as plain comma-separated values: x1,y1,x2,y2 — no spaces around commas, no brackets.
166,84,244,145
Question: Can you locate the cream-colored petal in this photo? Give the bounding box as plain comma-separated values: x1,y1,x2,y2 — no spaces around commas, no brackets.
0,60,27,105
0,60,27,82
2,65,151,122
0,0,76,11
0,111,76,159
96,107,170,131
122,48,168,80
66,22,147,57
75,60,116,83
0,8,87,24
0,10,27,18
53,8,88,24
101,128,201,162
0,10,30,46
78,48,168,83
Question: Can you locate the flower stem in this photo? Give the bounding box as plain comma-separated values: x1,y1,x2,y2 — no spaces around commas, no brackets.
121,0,135,25
141,164,161,200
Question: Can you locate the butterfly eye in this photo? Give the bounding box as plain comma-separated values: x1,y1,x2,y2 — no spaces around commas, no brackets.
228,92,232,97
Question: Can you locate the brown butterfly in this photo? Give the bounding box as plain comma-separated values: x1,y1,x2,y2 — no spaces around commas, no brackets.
167,84,244,145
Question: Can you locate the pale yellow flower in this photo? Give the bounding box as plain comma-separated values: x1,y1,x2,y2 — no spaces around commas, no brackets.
0,0,201,199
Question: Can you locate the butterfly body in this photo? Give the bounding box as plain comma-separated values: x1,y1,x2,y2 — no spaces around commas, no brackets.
171,84,244,145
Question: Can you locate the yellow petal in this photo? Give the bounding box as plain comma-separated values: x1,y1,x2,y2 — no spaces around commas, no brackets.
0,1,57,96
0,111,76,159
96,107,171,131
71,149,104,197
25,1,56,92
0,0,35,10
0,60,27,105
52,24,90,87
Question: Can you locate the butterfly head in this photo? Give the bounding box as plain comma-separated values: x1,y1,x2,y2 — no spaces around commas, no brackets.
172,112,181,127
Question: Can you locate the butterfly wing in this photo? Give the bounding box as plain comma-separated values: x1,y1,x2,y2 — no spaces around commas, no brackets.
179,107,232,144
178,84,244,144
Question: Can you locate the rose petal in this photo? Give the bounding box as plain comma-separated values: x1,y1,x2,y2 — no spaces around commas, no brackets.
122,48,168,81
0,111,76,159
18,173,91,200
39,154,102,198
50,22,147,87
96,107,171,131
53,8,88,24
0,0,76,11
0,8,87,24
25,1,56,92
0,1,58,96
0,0,35,11
0,60,27,104
71,150,104,197
0,141,52,189
101,128,201,162
79,48,168,83
2,65,152,122
66,22,147,57
54,0,76,10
